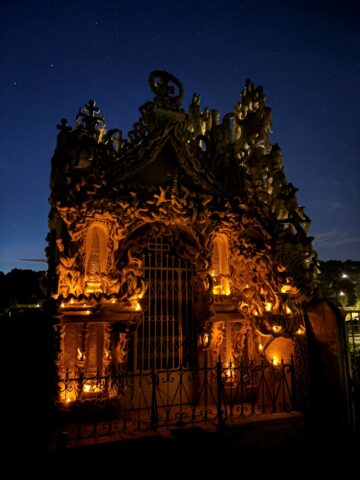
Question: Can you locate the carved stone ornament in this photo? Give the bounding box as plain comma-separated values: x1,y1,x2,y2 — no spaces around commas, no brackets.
48,70,318,367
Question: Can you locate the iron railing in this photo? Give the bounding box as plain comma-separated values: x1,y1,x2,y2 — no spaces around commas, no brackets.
344,311,360,423
53,357,295,443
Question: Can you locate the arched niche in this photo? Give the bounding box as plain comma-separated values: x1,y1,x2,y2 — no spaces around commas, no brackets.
211,233,231,295
84,224,108,294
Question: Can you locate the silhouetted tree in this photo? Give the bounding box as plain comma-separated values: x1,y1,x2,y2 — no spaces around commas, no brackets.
0,269,46,313
316,260,358,307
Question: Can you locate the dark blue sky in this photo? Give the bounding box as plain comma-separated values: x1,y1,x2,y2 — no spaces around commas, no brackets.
0,0,359,272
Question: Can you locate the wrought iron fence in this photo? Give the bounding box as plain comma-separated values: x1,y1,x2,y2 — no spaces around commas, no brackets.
344,311,360,423
52,357,295,444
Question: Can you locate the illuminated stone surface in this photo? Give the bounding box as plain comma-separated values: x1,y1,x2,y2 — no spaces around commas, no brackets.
48,71,318,388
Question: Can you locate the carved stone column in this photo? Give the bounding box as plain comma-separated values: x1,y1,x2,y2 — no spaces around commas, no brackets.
54,321,66,373
102,322,112,375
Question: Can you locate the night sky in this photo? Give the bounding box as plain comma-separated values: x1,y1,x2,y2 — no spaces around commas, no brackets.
1,0,359,273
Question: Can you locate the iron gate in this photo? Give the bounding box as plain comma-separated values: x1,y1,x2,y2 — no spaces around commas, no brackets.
134,236,196,371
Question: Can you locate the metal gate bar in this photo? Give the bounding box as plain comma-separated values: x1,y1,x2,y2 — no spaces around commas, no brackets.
137,237,194,370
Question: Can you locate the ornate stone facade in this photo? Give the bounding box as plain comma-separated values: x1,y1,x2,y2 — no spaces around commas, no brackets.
48,71,317,396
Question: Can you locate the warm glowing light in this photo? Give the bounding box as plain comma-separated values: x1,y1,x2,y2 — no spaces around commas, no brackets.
281,285,292,293
77,348,83,361
212,283,231,295
83,382,102,393
265,302,272,312
213,285,222,295
86,309,91,315
70,298,74,304
135,302,142,311
210,269,216,277
258,343,263,352
272,355,280,366
296,326,306,335
111,299,116,304
285,305,292,314
341,273,348,279
203,333,210,347
272,325,282,333
85,280,103,295
83,303,87,307
224,360,235,382
339,291,345,297
62,390,77,404
60,303,65,308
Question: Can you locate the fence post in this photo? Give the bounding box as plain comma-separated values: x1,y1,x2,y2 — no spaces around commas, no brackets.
150,367,159,430
216,357,224,427
290,354,297,411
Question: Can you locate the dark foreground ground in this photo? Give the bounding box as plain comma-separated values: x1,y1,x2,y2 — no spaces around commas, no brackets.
46,412,359,473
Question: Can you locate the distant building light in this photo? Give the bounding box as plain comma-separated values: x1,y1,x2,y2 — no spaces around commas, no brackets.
339,291,345,296
341,273,348,278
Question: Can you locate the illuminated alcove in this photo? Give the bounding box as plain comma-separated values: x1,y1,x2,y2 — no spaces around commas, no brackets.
211,233,231,296
84,224,108,294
